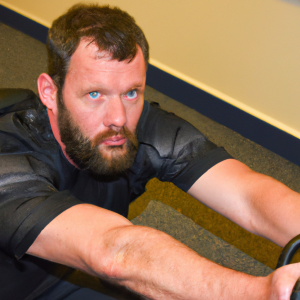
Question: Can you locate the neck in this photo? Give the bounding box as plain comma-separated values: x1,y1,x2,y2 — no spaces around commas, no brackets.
47,108,80,168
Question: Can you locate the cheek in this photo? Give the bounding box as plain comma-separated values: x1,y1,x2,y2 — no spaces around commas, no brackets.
70,109,99,137
61,85,101,137
126,102,144,133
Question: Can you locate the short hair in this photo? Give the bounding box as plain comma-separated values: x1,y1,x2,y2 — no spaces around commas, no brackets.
47,3,149,93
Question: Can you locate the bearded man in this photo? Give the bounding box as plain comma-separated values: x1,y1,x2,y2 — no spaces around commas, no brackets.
1,3,300,300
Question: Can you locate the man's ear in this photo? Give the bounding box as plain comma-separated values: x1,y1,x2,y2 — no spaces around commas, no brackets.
37,73,58,115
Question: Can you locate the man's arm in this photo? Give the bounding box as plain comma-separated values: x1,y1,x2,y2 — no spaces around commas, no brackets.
27,202,300,299
188,158,300,247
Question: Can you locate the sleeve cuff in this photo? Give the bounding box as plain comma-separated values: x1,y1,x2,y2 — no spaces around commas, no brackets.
11,190,82,259
173,147,233,192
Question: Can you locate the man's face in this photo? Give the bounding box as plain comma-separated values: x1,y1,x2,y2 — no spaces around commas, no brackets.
56,39,146,176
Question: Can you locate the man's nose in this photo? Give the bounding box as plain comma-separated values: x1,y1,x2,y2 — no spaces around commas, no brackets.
103,97,127,129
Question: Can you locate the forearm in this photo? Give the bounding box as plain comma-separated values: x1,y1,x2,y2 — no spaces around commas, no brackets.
188,159,300,248
242,172,300,247
97,224,269,300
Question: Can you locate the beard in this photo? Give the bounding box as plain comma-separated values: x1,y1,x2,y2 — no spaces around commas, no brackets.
57,94,139,178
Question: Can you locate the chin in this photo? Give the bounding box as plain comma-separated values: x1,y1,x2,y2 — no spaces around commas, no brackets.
100,145,127,159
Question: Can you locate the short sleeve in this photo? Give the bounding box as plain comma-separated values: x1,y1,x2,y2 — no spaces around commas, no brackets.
0,154,81,259
165,146,232,191
135,101,233,192
154,117,233,191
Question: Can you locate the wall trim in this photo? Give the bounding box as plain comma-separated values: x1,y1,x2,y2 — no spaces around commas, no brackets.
146,65,300,166
0,4,48,43
1,4,300,166
150,58,300,140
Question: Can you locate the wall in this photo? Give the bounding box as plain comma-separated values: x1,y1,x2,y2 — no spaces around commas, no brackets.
1,0,300,138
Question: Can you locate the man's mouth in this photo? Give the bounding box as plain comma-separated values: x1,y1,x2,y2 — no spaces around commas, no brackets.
100,135,127,146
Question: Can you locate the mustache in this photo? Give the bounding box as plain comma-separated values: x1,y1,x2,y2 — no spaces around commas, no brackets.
91,127,129,146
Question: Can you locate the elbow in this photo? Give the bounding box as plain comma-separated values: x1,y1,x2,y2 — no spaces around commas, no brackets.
82,223,136,280
87,225,165,281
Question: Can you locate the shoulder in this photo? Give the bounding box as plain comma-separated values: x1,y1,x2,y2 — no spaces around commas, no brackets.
0,88,60,184
0,88,58,155
131,101,231,191
0,90,81,260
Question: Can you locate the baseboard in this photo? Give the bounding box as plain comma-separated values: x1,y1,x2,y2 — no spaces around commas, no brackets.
146,65,300,166
1,4,299,166
0,4,48,43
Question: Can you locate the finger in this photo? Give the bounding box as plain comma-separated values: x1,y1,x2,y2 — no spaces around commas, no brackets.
272,263,300,300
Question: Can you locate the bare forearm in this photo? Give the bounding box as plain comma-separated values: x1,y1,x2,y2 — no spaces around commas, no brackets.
97,225,269,300
188,159,300,248
243,172,300,247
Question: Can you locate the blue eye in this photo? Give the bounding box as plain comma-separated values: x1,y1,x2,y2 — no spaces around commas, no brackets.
89,92,100,99
126,90,137,99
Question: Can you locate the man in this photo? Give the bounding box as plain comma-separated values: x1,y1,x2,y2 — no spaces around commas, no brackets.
1,3,300,300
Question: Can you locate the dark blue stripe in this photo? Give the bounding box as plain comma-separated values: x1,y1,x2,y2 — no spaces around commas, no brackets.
0,4,48,44
146,65,300,166
1,4,299,166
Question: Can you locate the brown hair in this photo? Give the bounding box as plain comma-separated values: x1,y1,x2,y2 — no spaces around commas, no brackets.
47,3,149,94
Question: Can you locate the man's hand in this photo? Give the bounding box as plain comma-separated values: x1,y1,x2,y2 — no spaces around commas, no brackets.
267,263,300,300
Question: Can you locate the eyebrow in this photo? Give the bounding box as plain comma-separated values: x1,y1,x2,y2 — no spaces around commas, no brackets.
78,85,109,96
79,83,144,96
123,84,144,94
127,84,143,90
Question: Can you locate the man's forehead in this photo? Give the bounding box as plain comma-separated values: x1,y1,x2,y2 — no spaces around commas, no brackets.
65,38,146,91
66,40,146,80
72,39,112,62
73,38,139,65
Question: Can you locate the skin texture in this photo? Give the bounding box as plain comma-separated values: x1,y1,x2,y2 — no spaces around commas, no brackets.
38,39,145,167
30,39,300,299
188,159,300,247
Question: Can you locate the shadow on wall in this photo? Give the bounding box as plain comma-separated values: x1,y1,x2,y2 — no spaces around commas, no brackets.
278,0,300,6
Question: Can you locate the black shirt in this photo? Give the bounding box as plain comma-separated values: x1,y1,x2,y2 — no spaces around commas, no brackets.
0,90,232,300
